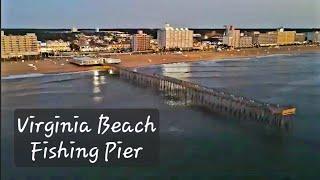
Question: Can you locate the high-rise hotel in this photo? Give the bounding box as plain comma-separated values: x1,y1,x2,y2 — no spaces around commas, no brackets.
157,24,193,50
1,31,40,59
223,25,241,48
131,30,151,52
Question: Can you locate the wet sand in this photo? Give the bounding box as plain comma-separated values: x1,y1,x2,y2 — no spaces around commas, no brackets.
1,59,98,77
1,46,319,77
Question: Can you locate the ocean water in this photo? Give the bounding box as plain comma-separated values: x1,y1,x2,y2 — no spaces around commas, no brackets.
2,52,320,178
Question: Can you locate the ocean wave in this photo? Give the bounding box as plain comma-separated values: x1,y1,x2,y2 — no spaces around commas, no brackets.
168,126,184,133
215,57,253,62
163,70,223,74
255,53,294,58
7,90,77,97
1,73,45,80
39,77,88,85
1,70,93,80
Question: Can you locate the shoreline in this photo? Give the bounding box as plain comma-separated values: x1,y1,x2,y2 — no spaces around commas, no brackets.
140,53,298,68
1,46,320,77
112,46,320,68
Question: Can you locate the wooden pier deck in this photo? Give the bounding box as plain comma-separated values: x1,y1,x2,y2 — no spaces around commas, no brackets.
110,66,296,128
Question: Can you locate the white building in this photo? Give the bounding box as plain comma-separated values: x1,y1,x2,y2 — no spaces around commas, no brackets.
40,40,71,53
307,31,320,43
157,24,193,50
71,27,78,33
222,25,240,48
315,32,320,42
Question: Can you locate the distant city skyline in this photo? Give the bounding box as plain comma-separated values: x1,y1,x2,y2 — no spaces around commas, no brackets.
1,0,320,29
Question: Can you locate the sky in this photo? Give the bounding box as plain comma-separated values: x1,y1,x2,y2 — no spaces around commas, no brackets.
1,0,319,29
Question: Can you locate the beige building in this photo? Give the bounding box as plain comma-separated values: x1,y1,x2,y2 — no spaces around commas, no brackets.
239,36,253,48
247,31,260,45
1,31,40,59
257,32,278,46
157,24,193,50
107,43,131,50
222,25,240,48
41,40,71,53
277,29,296,45
256,29,296,46
295,33,306,43
131,30,151,51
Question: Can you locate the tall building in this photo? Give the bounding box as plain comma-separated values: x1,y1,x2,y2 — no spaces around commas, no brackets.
222,25,240,48
255,28,297,46
247,31,260,45
239,36,253,48
257,32,278,46
314,31,320,42
307,31,320,43
277,28,296,45
131,30,151,52
157,24,193,50
1,31,40,59
295,33,306,43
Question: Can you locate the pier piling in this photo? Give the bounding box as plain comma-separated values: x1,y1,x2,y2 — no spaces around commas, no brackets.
116,67,296,128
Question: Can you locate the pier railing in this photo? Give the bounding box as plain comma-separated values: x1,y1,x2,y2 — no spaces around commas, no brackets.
116,67,296,127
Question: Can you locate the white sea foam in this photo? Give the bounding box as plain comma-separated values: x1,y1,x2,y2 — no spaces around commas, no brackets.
2,70,93,80
215,57,253,62
1,73,45,80
255,53,294,58
168,126,184,133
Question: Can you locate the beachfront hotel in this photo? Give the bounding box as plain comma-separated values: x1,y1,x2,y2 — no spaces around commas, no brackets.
1,31,40,60
40,40,71,53
223,26,303,47
131,30,151,52
257,32,278,46
307,31,320,42
222,25,241,48
157,24,193,50
239,36,253,48
295,33,306,43
223,25,256,48
277,28,296,45
256,29,296,46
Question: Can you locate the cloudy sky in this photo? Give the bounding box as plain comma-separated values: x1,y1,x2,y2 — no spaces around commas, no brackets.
1,0,319,28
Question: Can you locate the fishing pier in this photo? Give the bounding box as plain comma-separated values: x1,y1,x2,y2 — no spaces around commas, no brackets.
111,66,296,128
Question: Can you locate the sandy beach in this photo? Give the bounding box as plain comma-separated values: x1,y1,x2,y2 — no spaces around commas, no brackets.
1,45,319,77
114,46,320,68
